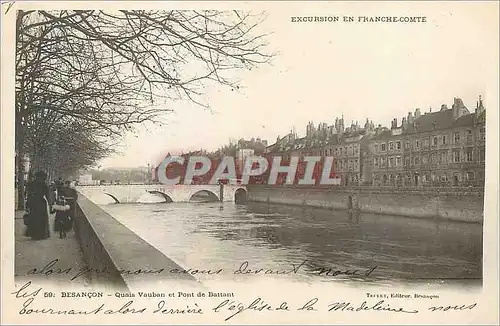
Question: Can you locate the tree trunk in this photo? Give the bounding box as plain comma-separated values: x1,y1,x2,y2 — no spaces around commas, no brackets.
16,145,25,211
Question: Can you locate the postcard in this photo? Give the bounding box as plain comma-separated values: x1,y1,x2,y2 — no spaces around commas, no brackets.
1,1,499,325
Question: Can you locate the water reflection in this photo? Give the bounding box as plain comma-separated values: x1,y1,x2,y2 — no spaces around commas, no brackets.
101,201,482,284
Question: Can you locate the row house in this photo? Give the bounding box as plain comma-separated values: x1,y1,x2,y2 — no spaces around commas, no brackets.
264,132,328,185
266,118,376,186
322,122,375,186
367,96,486,187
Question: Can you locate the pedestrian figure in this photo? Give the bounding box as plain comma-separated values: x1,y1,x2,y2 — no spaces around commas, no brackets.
48,181,57,213
53,196,72,238
60,180,78,230
25,171,50,240
55,177,64,197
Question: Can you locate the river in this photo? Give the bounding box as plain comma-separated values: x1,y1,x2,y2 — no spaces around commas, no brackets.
98,194,482,286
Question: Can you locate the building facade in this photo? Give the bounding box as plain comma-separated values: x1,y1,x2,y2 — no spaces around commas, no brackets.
367,97,486,187
321,120,375,186
265,118,377,186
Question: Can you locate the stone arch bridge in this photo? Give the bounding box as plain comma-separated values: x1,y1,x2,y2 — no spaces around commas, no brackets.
77,184,247,204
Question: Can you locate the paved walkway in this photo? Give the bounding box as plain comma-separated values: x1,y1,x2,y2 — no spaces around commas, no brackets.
14,210,90,289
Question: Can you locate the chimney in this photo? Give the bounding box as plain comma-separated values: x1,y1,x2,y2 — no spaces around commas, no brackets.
452,97,465,119
408,111,414,124
415,108,421,118
476,95,485,116
391,118,397,129
440,104,448,111
402,117,408,129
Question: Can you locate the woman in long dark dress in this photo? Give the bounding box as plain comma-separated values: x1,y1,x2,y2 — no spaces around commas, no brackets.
26,171,50,240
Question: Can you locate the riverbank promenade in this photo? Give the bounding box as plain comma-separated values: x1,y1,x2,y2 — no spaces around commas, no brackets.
14,210,90,287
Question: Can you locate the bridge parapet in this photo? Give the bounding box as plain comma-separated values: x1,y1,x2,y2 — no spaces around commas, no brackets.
74,194,198,290
77,184,247,204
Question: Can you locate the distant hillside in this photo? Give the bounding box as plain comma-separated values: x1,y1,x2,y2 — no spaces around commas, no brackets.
87,166,151,183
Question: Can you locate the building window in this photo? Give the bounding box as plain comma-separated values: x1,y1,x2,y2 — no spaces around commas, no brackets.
422,155,428,164
389,142,394,151
466,149,473,162
433,137,438,146
389,157,394,167
442,135,447,145
374,144,379,152
466,172,475,181
431,153,436,164
396,141,401,150
374,158,379,166
381,143,386,151
414,156,419,164
380,157,386,166
396,156,401,166
441,152,448,163
423,139,429,147
466,130,472,143
479,128,485,141
454,132,460,144
415,140,420,149
479,149,485,162
453,151,460,163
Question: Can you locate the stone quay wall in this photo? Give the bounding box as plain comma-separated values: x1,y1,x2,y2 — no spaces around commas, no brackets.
246,185,484,223
74,194,197,291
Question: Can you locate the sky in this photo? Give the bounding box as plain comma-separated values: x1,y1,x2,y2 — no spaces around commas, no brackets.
97,2,498,169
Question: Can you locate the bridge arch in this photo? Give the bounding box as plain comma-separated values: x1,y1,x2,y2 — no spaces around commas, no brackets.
104,193,120,204
189,189,219,202
147,191,173,203
234,187,248,204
